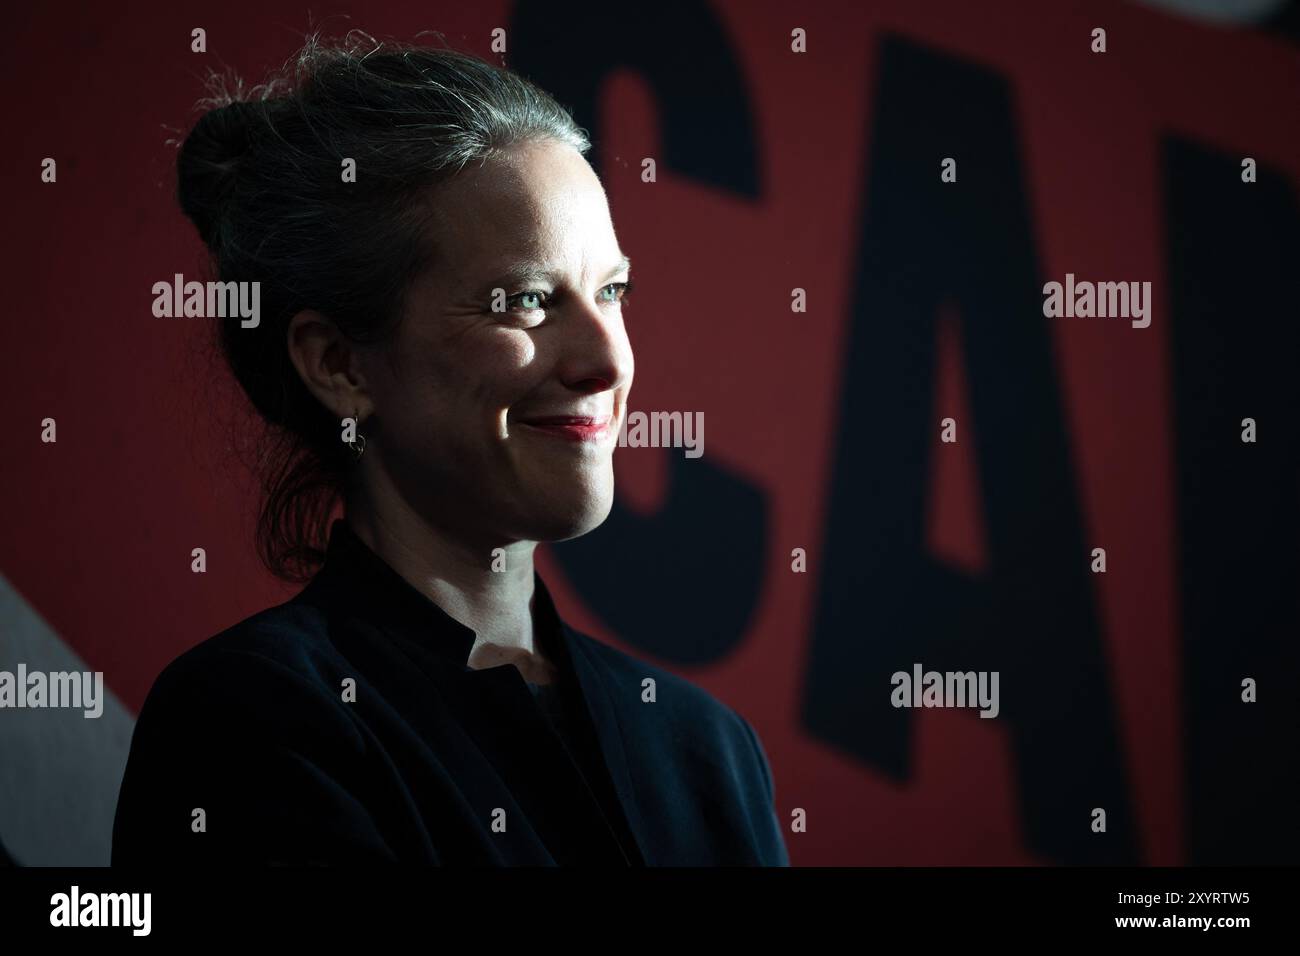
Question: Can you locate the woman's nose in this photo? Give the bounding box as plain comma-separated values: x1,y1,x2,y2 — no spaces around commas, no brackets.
556,297,633,394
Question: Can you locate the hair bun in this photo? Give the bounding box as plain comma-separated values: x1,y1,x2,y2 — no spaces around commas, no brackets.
177,100,258,248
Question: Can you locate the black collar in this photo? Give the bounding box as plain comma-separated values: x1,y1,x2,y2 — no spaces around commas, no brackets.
297,518,569,671
293,517,650,865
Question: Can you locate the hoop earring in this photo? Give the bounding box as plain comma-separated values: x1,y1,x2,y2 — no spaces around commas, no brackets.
347,413,367,461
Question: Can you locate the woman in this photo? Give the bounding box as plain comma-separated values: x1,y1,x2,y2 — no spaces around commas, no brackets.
112,32,788,866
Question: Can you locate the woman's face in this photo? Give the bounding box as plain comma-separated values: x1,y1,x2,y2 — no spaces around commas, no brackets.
360,138,635,548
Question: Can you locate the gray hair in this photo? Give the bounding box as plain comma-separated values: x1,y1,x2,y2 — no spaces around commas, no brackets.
176,30,592,581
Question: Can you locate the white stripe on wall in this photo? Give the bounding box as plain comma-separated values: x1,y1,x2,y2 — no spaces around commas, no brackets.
0,573,136,866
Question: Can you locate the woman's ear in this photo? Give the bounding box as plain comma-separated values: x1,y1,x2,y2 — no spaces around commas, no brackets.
286,309,373,420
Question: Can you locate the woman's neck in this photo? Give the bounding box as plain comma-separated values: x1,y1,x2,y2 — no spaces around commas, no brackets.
344,489,544,666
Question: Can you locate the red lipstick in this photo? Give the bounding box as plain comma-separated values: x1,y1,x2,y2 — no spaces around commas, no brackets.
517,415,612,443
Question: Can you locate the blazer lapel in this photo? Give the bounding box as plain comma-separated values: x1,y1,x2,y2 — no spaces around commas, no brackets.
300,521,649,864
558,620,650,866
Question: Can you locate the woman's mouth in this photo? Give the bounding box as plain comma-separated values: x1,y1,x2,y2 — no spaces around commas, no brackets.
516,415,613,443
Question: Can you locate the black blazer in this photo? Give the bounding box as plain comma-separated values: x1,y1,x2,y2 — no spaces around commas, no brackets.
112,520,789,866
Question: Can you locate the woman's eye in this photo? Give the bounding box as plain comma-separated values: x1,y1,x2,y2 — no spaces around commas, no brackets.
501,280,632,318
508,290,547,312
599,280,634,305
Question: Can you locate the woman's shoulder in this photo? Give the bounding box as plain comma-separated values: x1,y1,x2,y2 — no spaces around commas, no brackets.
562,624,757,741
162,596,327,673
136,597,352,736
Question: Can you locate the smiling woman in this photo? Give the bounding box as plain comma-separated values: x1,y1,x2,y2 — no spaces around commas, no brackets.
111,29,789,867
